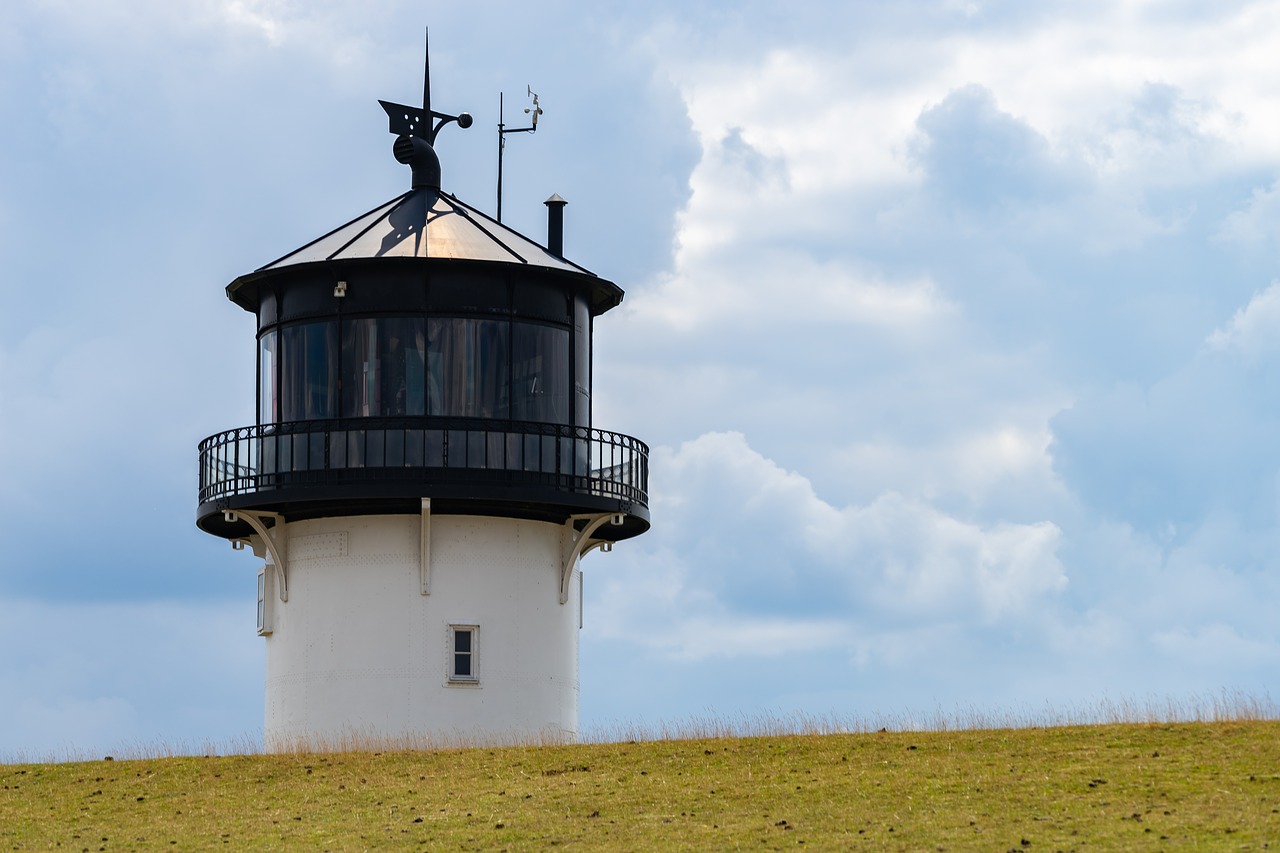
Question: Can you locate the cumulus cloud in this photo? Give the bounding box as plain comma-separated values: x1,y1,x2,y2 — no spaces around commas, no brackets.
1207,280,1280,359
592,432,1066,661
911,84,1068,209
585,2,1280,727
633,255,953,335
1216,179,1280,247
217,0,291,43
1087,82,1221,183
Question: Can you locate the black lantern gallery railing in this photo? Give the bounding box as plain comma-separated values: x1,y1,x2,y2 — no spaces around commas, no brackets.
197,417,649,510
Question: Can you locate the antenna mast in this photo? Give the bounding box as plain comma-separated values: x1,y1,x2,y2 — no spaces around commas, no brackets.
496,85,542,222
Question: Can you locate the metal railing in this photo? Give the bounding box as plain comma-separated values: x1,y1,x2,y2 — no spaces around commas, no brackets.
198,417,648,509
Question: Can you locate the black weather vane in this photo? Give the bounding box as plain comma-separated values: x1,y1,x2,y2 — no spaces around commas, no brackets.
379,29,472,189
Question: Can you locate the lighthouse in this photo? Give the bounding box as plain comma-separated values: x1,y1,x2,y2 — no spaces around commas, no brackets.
195,42,649,750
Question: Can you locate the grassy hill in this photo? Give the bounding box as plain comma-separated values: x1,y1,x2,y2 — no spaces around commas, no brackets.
3,720,1279,850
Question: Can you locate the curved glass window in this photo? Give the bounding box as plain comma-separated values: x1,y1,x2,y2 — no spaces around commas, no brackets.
281,321,337,421
512,323,569,423
342,318,426,417
573,297,591,427
259,329,277,424
263,314,580,426
428,318,509,418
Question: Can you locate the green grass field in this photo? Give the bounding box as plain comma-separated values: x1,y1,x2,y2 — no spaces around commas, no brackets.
3,720,1278,851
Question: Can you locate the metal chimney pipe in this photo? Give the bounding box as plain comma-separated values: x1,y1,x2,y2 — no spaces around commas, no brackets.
544,193,567,257
393,135,442,190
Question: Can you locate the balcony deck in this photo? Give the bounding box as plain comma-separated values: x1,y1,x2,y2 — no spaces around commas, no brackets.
197,417,649,540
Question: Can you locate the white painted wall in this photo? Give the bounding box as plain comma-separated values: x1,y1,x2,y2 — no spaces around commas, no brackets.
258,514,580,751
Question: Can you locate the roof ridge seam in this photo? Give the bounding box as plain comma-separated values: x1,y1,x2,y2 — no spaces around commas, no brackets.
256,192,412,271
445,192,597,277
334,192,419,260
439,195,529,265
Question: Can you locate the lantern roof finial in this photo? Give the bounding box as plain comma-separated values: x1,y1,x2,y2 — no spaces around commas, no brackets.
377,28,473,189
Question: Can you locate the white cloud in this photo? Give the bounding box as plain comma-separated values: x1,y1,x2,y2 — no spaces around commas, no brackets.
591,0,1280,711
634,257,953,335
592,431,1066,665
1217,179,1280,247
1206,281,1280,359
1151,623,1280,669
217,0,289,43
932,5,1280,167
829,431,1063,524
674,49,921,198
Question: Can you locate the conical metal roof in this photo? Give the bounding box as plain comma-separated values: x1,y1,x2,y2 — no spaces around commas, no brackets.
226,38,623,315
255,188,594,276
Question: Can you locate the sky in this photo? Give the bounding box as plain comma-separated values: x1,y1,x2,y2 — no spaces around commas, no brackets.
2,0,1279,757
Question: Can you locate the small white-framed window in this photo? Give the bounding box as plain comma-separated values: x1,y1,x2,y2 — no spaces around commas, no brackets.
448,625,478,683
256,565,274,636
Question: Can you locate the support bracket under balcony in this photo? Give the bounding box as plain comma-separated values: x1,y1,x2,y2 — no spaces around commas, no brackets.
560,513,623,605
225,510,288,602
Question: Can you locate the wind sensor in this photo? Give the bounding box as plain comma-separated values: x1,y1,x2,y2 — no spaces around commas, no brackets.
497,85,543,222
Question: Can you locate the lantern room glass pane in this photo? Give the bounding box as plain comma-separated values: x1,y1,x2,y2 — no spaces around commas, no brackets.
258,329,278,425
342,317,426,417
281,321,337,421
573,297,591,427
427,318,509,419
512,323,570,424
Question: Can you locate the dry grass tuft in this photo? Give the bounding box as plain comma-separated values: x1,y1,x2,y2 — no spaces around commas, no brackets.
2,688,1274,764
582,687,1278,745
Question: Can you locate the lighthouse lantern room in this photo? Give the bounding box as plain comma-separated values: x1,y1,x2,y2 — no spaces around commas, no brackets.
195,38,649,750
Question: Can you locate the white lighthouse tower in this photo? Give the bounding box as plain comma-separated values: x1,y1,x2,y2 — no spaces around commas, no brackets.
196,41,649,751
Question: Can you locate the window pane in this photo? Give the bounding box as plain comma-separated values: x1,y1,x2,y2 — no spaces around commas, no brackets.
259,330,278,424
385,429,405,467
366,429,385,466
512,323,570,424
260,432,278,476
453,627,474,680
424,429,444,466
382,317,425,416
428,318,510,418
281,321,337,421
466,431,485,468
573,297,591,427
426,318,448,416
305,323,337,419
347,430,365,468
341,319,375,417
343,317,426,417
256,572,266,634
473,320,509,419
405,429,424,467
